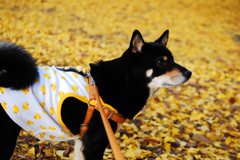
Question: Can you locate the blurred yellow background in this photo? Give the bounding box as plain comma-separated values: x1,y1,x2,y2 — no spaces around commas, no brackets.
0,0,240,159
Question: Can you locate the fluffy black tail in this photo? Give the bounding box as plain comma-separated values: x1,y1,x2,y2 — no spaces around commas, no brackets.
0,42,39,90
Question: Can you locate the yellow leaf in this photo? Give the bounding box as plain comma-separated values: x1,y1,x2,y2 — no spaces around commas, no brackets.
147,142,154,148
237,153,240,159
225,136,231,145
161,153,168,158
55,150,65,157
26,147,35,157
120,134,128,140
213,142,221,147
164,136,175,143
120,142,126,147
172,127,179,136
188,147,199,153
190,110,205,121
164,143,171,154
201,125,209,132
104,148,112,153
134,148,142,155
125,149,136,158
180,141,187,147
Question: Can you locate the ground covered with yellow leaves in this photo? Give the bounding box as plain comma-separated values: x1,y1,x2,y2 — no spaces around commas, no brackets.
1,0,240,159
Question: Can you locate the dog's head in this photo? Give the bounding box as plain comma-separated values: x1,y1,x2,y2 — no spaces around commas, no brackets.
126,30,192,99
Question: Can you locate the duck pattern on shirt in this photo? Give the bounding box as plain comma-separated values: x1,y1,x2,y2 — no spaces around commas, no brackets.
0,66,90,141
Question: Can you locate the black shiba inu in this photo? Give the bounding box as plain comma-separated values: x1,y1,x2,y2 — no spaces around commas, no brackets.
0,30,191,160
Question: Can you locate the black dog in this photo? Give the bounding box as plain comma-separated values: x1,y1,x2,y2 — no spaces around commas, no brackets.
0,30,191,160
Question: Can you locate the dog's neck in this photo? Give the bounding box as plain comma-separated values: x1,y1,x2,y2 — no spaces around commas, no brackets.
90,56,149,119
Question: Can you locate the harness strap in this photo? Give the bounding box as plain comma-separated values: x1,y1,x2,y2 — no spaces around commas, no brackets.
80,76,96,137
93,78,125,160
80,75,127,138
95,106,126,123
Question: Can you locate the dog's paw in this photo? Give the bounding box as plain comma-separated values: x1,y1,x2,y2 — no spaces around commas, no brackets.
74,139,85,160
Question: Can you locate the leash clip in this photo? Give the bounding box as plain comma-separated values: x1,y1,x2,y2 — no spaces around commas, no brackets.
87,71,95,85
103,107,114,119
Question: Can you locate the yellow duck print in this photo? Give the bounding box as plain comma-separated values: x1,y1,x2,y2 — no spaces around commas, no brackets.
27,120,34,125
34,78,39,83
49,107,55,115
61,129,66,135
34,113,41,120
51,83,56,91
72,84,79,92
67,135,73,138
84,77,88,83
39,102,45,109
58,136,65,139
44,73,50,79
23,102,29,110
73,72,79,78
58,91,64,98
54,71,57,75
40,133,46,138
61,76,66,80
85,85,89,92
0,87,5,94
40,126,46,130
44,67,49,70
41,85,46,95
49,126,56,130
49,135,55,140
22,88,29,95
2,101,7,110
13,105,19,114
39,102,46,114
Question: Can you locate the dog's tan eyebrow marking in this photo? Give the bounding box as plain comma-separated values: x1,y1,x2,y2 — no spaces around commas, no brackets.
163,56,167,61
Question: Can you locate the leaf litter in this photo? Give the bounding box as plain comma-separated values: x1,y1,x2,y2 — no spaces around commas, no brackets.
0,0,240,159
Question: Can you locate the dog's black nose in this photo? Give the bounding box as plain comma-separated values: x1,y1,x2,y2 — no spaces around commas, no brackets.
183,70,192,78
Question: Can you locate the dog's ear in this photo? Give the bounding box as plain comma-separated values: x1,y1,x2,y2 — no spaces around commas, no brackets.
130,30,145,53
155,30,169,46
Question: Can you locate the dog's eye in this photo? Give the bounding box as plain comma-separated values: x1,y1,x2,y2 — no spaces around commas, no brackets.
157,58,164,66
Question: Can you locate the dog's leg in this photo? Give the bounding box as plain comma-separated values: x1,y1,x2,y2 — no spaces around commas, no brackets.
82,112,117,160
0,105,21,160
74,138,85,160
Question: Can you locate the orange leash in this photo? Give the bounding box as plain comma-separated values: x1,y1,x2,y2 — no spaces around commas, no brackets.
93,84,125,160
80,74,125,159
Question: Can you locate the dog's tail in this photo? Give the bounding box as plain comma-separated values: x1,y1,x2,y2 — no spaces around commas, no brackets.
0,42,39,90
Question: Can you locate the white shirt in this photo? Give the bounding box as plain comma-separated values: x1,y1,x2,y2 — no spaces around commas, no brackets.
0,66,90,141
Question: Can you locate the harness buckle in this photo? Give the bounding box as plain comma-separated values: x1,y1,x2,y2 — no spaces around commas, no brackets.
80,124,88,134
87,71,95,85
103,107,114,119
87,99,91,106
87,99,96,107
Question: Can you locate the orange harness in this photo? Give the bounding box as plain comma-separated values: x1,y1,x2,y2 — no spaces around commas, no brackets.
80,73,126,160
80,74,127,137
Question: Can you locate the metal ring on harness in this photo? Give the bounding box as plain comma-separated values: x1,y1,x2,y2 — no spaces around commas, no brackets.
80,124,88,134
103,107,114,119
